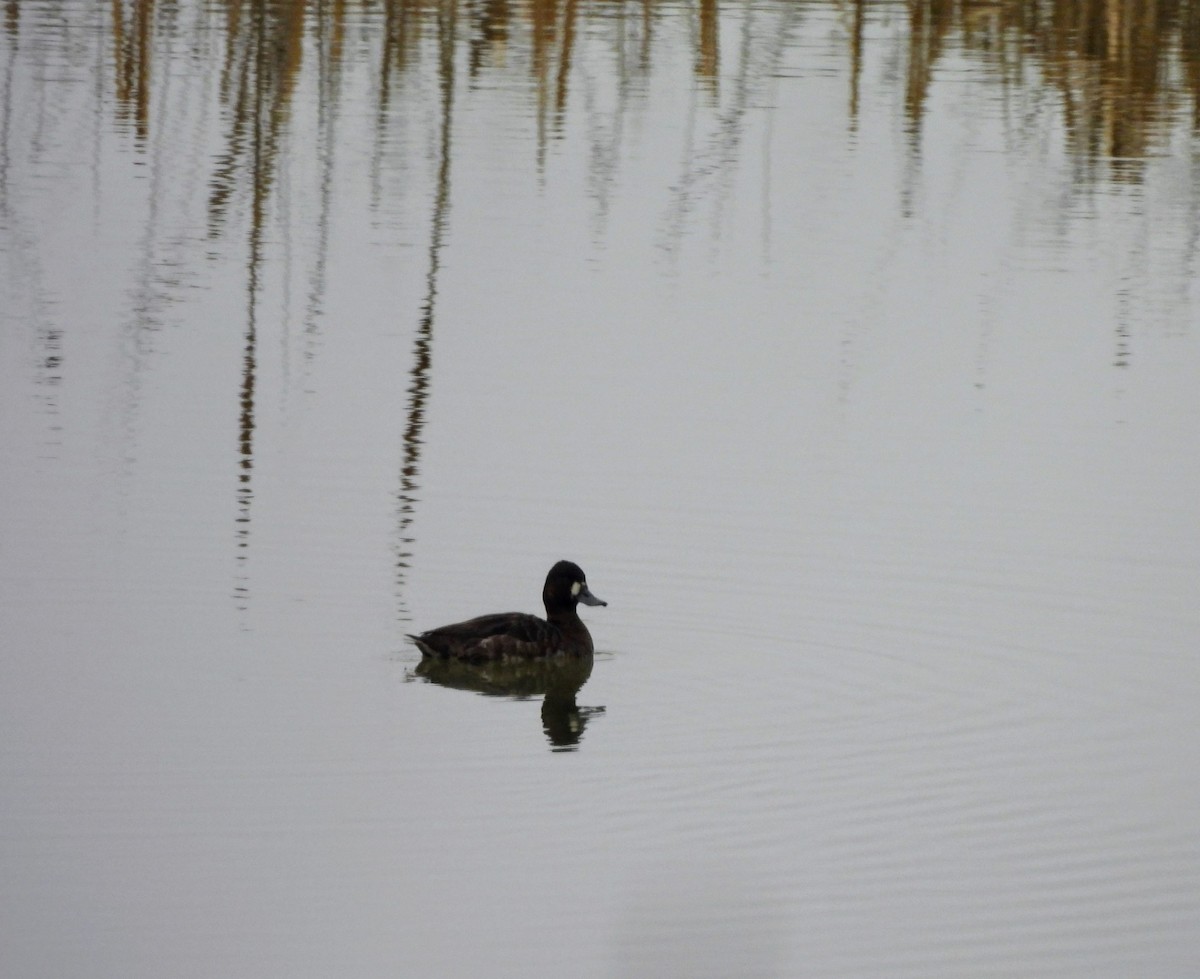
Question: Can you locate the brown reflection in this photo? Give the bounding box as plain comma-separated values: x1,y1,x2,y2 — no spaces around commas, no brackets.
697,0,719,96
1,0,1184,262
848,0,865,129
468,0,510,77
111,0,154,142
3,0,1194,212
1188,1,1200,128
528,0,579,165
209,0,302,238
892,0,1200,181
9,0,1183,605
554,0,579,131
904,0,953,143
1040,0,1193,179
414,654,603,750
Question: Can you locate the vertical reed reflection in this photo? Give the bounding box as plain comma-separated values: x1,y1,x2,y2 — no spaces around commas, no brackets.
8,0,1198,230
394,0,457,619
696,0,719,96
1188,1,1200,128
553,0,579,132
661,0,799,256
532,0,555,167
235,0,267,610
302,0,347,347
209,0,301,238
1045,0,1193,178
0,1,14,212
230,0,303,609
847,0,865,130
899,0,951,216
379,0,419,107
468,0,509,77
112,0,154,142
5,0,1197,602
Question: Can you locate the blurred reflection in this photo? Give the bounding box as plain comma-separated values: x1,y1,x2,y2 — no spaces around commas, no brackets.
208,0,303,239
111,0,153,142
5,0,1199,610
414,655,604,751
909,0,1200,182
29,0,1193,234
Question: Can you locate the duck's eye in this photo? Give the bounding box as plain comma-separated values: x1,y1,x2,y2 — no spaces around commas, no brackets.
571,581,582,597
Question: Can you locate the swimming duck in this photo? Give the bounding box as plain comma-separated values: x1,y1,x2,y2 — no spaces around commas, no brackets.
408,560,606,662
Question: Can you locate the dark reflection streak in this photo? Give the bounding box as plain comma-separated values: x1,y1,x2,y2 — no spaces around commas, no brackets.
119,1,179,475
372,0,418,215
0,11,62,439
0,0,13,215
131,1,179,324
370,1,397,212
209,5,253,238
1188,0,1200,130
93,2,105,230
533,0,553,172
707,1,760,248
468,0,509,79
900,0,948,218
848,0,865,132
383,0,417,81
303,0,343,360
639,0,653,74
904,0,950,140
112,0,127,124
235,0,271,612
1114,285,1131,368
111,0,155,144
135,0,153,142
1114,204,1151,369
697,0,718,96
553,0,578,134
395,0,457,620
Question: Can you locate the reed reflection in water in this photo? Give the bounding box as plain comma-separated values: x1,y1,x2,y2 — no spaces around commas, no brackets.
1,0,1199,977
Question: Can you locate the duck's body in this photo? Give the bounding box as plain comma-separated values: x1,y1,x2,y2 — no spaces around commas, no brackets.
408,560,606,662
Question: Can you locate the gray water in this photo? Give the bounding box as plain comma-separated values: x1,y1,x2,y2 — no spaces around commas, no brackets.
2,1,1199,976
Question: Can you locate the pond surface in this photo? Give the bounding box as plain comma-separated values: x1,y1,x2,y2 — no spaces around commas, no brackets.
2,0,1199,975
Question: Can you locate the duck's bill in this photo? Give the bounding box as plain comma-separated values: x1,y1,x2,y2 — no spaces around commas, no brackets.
579,585,607,607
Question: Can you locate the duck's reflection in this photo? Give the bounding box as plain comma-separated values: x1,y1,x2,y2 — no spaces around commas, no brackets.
415,654,603,751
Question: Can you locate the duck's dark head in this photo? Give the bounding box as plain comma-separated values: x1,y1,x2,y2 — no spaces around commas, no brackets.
543,560,606,615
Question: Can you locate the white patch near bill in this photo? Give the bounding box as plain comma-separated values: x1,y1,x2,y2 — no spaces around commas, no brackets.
571,581,582,596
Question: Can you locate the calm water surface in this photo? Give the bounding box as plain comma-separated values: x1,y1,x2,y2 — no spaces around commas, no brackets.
2,0,1199,975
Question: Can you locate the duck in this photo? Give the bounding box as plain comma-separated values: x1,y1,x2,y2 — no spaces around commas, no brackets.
408,560,607,662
